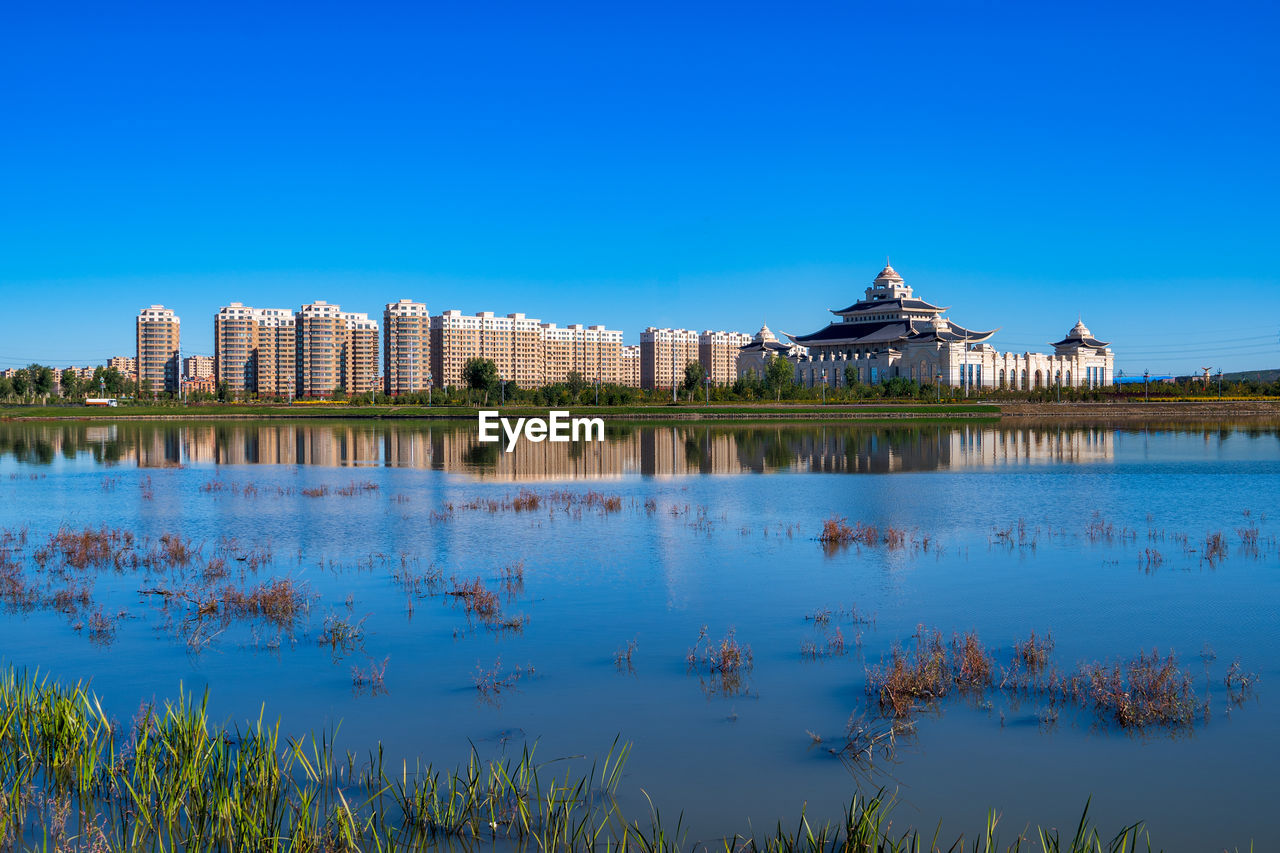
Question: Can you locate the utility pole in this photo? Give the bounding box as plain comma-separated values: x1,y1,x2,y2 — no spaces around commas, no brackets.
1217,369,1223,398
1144,370,1150,403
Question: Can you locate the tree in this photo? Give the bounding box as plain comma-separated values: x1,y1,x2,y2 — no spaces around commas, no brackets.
683,361,705,395
60,369,80,399
26,364,54,401
566,371,587,401
462,357,499,405
0,377,12,400
882,376,917,398
216,381,231,403
11,369,30,400
764,355,794,402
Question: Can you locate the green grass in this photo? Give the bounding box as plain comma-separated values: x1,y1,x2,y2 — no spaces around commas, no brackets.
0,665,1175,851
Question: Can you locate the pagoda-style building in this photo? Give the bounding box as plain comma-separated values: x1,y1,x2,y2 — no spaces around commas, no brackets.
736,323,807,379
786,264,1114,390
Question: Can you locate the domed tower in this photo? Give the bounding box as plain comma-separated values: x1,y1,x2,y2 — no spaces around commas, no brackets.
1051,318,1110,355
864,263,914,302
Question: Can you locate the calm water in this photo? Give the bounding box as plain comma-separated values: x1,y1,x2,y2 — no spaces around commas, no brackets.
1,419,1278,850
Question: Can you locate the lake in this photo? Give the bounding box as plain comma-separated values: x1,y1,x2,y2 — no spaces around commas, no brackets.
1,418,1276,850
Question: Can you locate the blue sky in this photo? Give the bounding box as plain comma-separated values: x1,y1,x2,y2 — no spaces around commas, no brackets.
2,1,1277,376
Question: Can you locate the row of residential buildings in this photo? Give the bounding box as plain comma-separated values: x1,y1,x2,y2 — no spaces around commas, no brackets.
116,264,1114,398
126,301,780,398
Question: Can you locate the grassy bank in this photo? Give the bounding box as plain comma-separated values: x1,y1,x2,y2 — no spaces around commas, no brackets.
0,667,1162,852
0,402,1000,421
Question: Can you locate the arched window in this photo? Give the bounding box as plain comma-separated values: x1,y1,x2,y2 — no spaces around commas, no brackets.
999,369,1006,388
1020,369,1028,390
1065,370,1072,386
1034,370,1043,389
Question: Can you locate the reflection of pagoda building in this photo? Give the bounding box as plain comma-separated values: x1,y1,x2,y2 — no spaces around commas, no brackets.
945,425,1115,467
789,264,1114,390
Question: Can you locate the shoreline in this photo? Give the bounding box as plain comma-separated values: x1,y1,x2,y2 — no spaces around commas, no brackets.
4,399,1280,422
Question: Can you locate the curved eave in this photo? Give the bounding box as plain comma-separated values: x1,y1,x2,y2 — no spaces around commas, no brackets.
1051,337,1111,348
831,300,948,316
789,323,910,346
914,327,997,344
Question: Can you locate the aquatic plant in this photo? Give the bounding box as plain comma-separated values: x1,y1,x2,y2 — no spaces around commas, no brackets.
687,626,754,697
351,656,389,696
614,637,639,672
319,611,368,655
1014,631,1055,673
868,628,1250,733
0,666,1162,851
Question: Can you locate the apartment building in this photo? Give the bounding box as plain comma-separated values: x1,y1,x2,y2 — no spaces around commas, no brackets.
430,310,481,389
183,355,215,380
214,304,297,398
136,305,180,395
621,345,641,388
476,312,516,384
295,301,378,397
639,327,699,391
699,330,753,386
344,313,379,394
107,356,136,377
508,313,544,387
383,299,430,395
533,323,623,386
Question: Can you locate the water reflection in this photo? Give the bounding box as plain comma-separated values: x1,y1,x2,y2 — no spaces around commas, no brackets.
0,419,1142,478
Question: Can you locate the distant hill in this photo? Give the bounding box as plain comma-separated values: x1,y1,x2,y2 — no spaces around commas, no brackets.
1222,368,1280,383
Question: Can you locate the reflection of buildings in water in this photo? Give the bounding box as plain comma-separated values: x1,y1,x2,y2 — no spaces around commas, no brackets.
431,429,638,481
134,428,183,468
944,425,1115,468
0,422,1116,477
384,430,432,469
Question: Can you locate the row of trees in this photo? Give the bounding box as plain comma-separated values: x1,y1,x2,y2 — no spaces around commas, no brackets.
0,364,136,403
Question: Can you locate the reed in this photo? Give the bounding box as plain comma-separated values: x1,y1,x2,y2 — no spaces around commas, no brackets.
0,665,1165,852
868,627,1247,732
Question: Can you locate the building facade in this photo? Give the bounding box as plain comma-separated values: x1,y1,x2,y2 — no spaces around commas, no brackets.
214,304,297,398
639,327,700,390
295,301,378,397
383,299,430,395
790,264,1114,390
698,330,753,386
736,324,807,379
183,355,214,380
136,305,180,396
621,345,641,387
428,309,624,390
430,310,482,390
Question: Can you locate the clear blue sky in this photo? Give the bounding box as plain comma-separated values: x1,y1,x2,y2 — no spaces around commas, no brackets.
2,1,1277,376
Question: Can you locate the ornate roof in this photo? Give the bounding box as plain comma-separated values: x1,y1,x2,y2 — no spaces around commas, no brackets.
874,263,903,283
832,296,946,316
1051,317,1110,349
797,263,993,347
788,319,996,347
